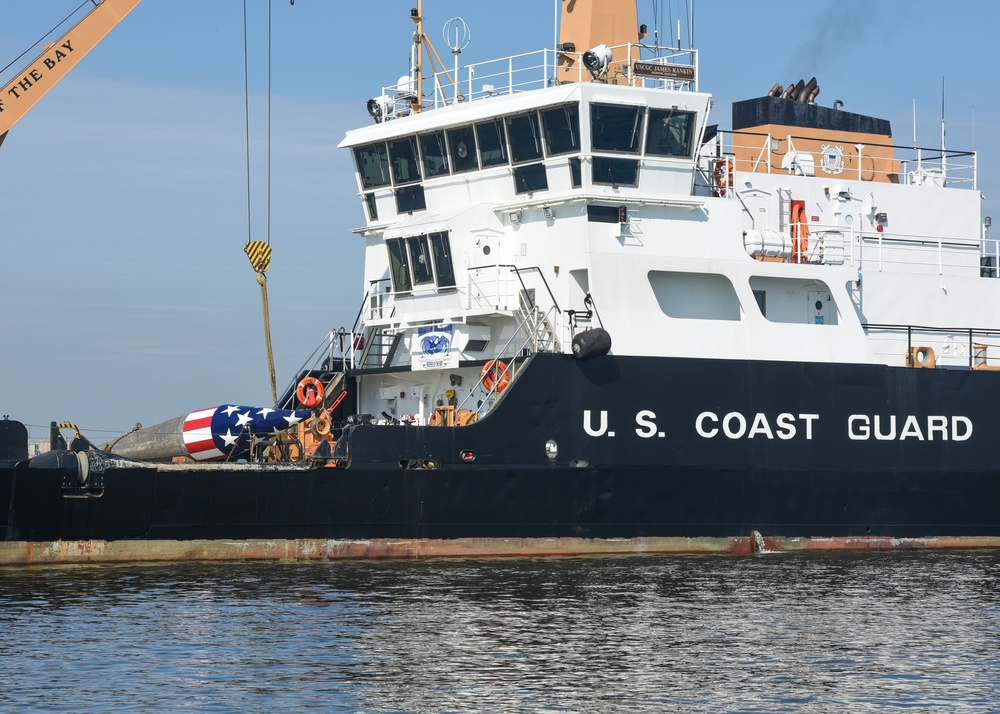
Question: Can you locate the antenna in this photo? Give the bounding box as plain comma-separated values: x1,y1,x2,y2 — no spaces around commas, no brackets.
941,76,947,182
940,75,947,149
689,0,694,50
912,99,916,150
667,0,674,46
553,0,558,82
443,18,470,105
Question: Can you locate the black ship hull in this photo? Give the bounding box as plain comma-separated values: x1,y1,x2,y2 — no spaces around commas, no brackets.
4,353,1000,564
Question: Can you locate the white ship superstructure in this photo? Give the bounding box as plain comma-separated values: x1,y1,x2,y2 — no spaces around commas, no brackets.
321,31,994,425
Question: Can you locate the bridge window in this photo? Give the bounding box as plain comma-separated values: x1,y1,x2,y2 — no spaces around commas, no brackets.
447,125,479,173
646,108,695,157
513,164,548,194
419,132,450,178
394,185,426,213
507,112,547,194
541,105,580,155
570,157,582,187
476,119,509,167
593,157,638,187
354,142,390,188
507,113,543,163
591,103,644,153
364,193,378,221
388,136,421,184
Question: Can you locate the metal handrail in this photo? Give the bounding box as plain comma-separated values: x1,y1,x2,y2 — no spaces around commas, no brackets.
454,304,558,418
710,129,978,189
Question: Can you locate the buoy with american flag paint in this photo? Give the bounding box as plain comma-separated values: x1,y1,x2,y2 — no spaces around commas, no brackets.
104,405,311,462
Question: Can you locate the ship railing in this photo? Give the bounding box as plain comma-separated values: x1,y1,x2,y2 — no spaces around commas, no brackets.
280,282,398,390
466,263,569,351
700,130,978,193
864,323,1000,370
454,303,561,420
859,229,982,276
374,43,698,118
277,327,360,410
741,218,986,276
467,265,522,313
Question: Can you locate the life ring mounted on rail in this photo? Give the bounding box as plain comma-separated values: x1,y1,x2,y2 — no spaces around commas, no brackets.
713,158,734,195
296,376,325,408
480,359,510,393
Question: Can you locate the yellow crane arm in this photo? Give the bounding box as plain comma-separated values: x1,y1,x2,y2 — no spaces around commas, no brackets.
0,0,142,142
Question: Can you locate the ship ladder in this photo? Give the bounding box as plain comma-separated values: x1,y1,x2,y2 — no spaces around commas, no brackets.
516,305,558,353
531,306,558,352
321,371,348,411
357,328,403,369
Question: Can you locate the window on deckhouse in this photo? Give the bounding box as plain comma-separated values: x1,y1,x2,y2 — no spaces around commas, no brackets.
385,232,456,292
388,136,421,184
419,132,450,178
388,136,425,213
387,239,412,293
476,119,509,167
447,125,478,173
429,232,456,287
507,112,548,194
408,235,435,285
646,109,696,157
591,104,644,152
354,142,390,188
540,105,580,155
590,103,643,187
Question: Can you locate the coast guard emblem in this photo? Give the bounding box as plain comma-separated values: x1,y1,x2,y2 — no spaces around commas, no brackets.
820,144,845,174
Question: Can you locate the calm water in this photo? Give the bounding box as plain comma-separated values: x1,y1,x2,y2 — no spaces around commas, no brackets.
1,552,999,713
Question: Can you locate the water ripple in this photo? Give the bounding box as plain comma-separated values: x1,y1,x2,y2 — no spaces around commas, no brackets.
1,552,999,712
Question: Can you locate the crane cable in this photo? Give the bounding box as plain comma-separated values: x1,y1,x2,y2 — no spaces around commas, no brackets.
0,1,90,76
242,0,278,408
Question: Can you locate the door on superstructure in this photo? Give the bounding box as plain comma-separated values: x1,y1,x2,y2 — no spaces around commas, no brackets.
806,289,836,325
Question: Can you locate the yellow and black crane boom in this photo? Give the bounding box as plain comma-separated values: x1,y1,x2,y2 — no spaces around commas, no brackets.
0,0,141,146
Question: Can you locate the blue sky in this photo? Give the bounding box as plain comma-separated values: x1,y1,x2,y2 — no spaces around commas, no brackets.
1,0,997,443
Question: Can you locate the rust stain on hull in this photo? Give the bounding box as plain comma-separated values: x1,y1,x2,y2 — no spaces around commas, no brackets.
4,534,1000,566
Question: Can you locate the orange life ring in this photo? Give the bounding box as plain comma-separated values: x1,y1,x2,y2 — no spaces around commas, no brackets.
790,200,809,263
480,359,510,393
296,376,325,407
713,159,734,193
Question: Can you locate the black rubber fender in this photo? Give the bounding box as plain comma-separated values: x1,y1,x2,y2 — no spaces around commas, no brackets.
572,328,612,360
